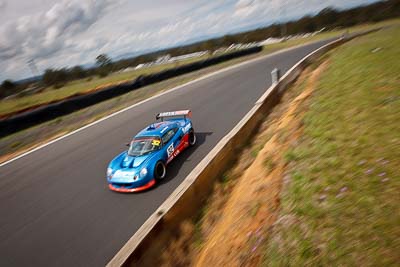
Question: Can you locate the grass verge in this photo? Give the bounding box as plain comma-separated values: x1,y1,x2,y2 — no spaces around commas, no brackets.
263,24,400,266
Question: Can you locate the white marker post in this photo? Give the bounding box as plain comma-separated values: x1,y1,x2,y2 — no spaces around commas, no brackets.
271,68,280,84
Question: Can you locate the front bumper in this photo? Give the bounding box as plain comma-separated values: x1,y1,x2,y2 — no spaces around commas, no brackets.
108,179,156,193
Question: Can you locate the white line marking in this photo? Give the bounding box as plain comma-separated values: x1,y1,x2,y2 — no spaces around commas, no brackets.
0,40,331,168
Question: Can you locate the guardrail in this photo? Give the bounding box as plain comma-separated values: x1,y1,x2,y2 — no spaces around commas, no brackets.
0,47,262,138
107,29,379,267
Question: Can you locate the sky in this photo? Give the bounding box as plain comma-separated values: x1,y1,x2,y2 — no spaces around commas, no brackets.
0,0,379,81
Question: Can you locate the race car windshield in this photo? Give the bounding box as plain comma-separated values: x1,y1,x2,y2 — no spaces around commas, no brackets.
128,137,161,156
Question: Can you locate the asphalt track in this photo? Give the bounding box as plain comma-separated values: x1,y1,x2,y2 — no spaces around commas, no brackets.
0,39,334,266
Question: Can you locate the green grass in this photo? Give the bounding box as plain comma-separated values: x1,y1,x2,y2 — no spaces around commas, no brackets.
0,55,210,115
1,19,399,117
263,26,400,266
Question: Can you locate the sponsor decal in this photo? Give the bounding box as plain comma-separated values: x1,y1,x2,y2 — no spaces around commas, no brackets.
167,143,174,157
172,149,180,158
152,140,161,146
166,134,188,164
159,110,189,117
114,170,135,179
183,123,191,134
167,148,180,164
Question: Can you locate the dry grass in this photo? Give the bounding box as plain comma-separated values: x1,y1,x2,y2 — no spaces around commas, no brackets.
194,61,327,267
158,59,323,267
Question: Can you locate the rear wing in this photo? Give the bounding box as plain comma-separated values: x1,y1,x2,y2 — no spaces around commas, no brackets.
156,110,192,121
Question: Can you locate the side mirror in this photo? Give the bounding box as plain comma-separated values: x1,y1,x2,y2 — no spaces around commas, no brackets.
125,143,130,147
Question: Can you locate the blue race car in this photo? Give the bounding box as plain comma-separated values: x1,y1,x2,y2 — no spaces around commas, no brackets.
107,110,196,192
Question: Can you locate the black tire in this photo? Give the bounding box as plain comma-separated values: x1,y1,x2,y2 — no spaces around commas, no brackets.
154,161,166,181
189,130,196,147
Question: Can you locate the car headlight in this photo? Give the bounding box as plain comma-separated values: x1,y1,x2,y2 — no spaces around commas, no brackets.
140,168,148,177
107,168,113,177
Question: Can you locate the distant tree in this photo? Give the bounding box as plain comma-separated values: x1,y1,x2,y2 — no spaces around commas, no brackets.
200,40,216,52
95,54,113,77
1,80,16,91
221,35,237,46
0,80,17,98
42,69,56,86
96,54,112,67
42,68,68,88
70,66,86,80
315,7,339,27
292,16,317,33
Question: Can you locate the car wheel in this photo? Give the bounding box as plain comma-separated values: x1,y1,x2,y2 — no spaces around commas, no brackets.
154,161,166,181
189,130,196,146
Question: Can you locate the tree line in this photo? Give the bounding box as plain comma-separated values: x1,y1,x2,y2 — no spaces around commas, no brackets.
41,54,113,88
1,0,399,98
0,54,114,98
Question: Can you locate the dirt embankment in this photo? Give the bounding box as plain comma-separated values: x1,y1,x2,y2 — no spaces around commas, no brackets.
191,61,328,267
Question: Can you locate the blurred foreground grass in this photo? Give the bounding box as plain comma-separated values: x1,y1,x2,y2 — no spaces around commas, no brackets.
263,25,400,266
1,18,398,116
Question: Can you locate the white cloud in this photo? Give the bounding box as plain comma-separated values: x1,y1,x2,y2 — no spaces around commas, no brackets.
0,0,379,81
234,0,260,17
0,0,112,78
0,1,6,10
